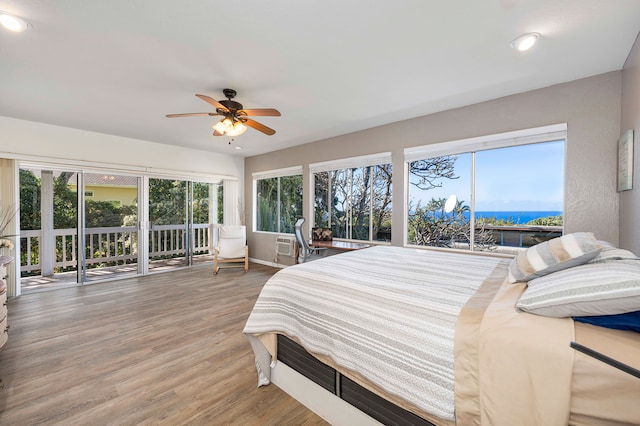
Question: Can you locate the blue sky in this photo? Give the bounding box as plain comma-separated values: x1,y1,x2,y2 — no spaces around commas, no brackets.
409,141,564,212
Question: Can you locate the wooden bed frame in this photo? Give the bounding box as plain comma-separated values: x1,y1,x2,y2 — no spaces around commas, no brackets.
274,335,435,426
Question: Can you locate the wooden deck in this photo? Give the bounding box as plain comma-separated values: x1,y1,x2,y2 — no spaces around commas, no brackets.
20,254,214,293
0,262,328,425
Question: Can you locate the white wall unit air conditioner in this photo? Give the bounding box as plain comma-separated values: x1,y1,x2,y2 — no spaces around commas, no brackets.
275,235,295,257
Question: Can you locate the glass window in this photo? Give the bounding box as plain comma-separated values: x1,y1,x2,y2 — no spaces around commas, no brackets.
371,164,393,242
256,177,278,233
330,169,349,239
255,173,303,233
474,141,564,248
279,175,303,233
407,140,564,252
314,171,329,228
408,154,472,249
314,163,392,243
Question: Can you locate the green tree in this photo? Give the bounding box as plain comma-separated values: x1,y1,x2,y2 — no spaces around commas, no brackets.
372,164,392,241
149,179,186,225
280,175,303,233
407,155,499,250
192,182,210,225
408,197,496,250
527,215,563,226
217,185,224,224
53,172,77,229
19,169,41,230
256,177,278,232
314,172,330,227
476,216,516,226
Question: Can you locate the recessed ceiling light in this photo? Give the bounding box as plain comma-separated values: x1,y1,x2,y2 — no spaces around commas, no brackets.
510,32,540,52
0,11,31,32
234,146,243,150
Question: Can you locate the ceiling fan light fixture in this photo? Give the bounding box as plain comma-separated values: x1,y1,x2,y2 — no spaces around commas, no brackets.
226,121,247,137
510,32,540,51
213,118,247,137
213,120,226,134
0,11,31,32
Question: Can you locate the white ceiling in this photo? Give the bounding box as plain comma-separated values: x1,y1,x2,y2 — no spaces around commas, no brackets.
1,1,639,158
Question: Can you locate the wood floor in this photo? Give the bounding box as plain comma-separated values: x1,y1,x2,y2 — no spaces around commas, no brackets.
0,263,328,425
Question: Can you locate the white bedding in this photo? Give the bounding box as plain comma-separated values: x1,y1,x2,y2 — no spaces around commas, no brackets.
243,245,505,420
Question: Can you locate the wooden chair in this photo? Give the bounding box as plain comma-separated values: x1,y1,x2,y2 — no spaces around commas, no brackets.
211,225,248,274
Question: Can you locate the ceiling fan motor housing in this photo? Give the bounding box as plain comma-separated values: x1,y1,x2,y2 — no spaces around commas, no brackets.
219,99,243,114
219,88,244,114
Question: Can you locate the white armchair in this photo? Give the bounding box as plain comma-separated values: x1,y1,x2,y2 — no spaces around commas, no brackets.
211,225,248,274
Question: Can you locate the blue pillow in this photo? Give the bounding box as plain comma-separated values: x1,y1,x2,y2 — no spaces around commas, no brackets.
574,311,640,333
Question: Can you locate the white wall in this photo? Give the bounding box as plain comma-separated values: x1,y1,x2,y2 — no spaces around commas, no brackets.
0,116,244,183
0,116,244,294
620,33,640,254
246,72,622,264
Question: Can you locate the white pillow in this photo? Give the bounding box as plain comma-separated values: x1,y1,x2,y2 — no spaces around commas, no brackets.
516,260,640,317
508,232,603,283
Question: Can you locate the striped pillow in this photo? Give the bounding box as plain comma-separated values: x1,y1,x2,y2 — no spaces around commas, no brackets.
508,232,602,283
588,246,640,263
516,260,640,317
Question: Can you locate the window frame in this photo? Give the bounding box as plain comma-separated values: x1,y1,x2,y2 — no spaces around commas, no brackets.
403,123,567,249
252,166,303,234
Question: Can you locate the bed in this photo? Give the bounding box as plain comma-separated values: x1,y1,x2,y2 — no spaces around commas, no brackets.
244,235,640,425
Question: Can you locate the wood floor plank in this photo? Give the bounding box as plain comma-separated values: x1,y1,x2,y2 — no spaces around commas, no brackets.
0,263,328,425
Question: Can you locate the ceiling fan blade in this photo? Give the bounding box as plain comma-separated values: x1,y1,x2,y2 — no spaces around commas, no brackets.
239,108,281,117
166,112,219,118
213,129,224,136
195,94,228,112
244,118,276,136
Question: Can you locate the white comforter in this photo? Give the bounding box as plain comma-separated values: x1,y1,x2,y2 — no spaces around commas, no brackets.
243,245,504,420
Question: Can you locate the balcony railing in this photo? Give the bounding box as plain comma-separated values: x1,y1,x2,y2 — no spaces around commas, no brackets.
485,224,562,248
20,224,211,275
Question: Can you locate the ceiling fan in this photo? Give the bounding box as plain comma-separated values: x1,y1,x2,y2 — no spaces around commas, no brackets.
166,88,280,137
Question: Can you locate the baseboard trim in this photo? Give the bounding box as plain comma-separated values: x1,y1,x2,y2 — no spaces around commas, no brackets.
249,257,288,269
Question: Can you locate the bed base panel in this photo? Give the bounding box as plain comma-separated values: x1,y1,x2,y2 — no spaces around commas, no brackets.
271,361,381,425
276,335,435,426
276,332,337,393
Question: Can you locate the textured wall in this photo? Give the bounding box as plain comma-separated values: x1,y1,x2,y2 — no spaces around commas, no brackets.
246,72,623,265
620,33,640,254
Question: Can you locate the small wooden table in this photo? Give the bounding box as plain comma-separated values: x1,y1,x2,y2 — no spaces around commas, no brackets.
309,240,372,251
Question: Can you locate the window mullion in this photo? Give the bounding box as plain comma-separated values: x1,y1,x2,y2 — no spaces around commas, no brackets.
348,169,353,240
470,152,476,251
277,177,281,233
328,173,332,229
369,167,373,242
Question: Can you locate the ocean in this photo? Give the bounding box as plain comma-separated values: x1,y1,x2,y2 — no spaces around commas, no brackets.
472,211,562,224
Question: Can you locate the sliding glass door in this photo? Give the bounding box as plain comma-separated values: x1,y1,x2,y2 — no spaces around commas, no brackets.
147,179,222,272
82,173,141,283
19,168,80,291
19,166,225,291
191,181,218,266
148,178,188,272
